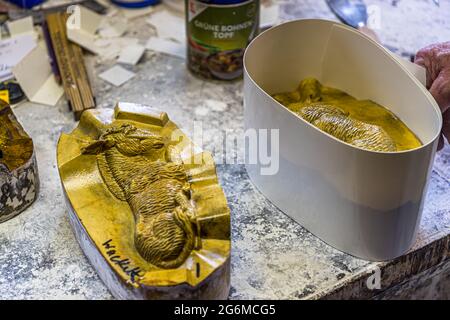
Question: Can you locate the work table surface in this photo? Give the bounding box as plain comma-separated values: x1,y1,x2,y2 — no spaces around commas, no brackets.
0,0,449,299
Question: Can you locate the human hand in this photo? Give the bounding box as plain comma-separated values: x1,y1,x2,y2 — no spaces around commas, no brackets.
415,42,450,150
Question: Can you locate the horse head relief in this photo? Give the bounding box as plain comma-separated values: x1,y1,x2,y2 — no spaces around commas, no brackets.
81,123,199,269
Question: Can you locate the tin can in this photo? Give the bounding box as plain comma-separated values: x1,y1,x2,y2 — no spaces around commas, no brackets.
185,0,259,80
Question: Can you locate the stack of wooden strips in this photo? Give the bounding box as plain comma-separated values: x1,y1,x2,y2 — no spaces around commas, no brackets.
46,12,95,120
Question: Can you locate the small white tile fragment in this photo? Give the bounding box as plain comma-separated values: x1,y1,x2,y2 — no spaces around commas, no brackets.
145,37,186,59
66,6,103,54
7,16,35,38
260,4,280,29
12,46,63,106
94,37,140,61
118,44,145,65
98,16,128,38
67,5,103,35
146,9,185,43
99,65,135,87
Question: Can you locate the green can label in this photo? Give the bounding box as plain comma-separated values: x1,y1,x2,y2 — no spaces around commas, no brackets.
186,0,259,80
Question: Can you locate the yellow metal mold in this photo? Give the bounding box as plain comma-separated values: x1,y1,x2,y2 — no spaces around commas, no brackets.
57,102,230,299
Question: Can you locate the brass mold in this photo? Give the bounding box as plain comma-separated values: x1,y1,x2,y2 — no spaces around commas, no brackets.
57,102,230,299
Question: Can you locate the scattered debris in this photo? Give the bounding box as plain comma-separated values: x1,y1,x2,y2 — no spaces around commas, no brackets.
0,34,36,81
145,37,186,59
12,46,64,106
260,3,280,30
95,37,140,60
6,16,36,38
7,0,107,25
65,5,143,63
98,15,127,38
66,5,103,53
99,65,135,87
145,9,185,43
118,44,146,65
0,1,278,114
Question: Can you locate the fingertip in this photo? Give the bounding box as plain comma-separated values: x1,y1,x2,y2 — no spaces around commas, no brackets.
430,81,450,114
414,56,424,66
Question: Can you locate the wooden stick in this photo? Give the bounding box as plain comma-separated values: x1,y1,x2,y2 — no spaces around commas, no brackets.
46,12,95,120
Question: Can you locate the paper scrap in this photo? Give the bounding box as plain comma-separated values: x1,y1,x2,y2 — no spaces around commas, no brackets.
67,5,103,35
68,30,137,60
12,46,63,106
118,44,145,65
146,37,186,59
6,16,35,38
98,16,128,38
260,4,279,29
67,6,135,62
95,37,140,61
0,34,37,81
66,6,103,53
67,27,99,54
146,9,185,43
99,65,135,87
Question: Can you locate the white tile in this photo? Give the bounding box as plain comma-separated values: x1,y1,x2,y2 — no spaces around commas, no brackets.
260,4,280,29
99,65,135,87
7,16,35,38
98,16,127,38
146,9,185,43
145,37,186,59
12,46,63,106
118,44,145,65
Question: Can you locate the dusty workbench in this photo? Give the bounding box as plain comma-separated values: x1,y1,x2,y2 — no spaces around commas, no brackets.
0,0,449,299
